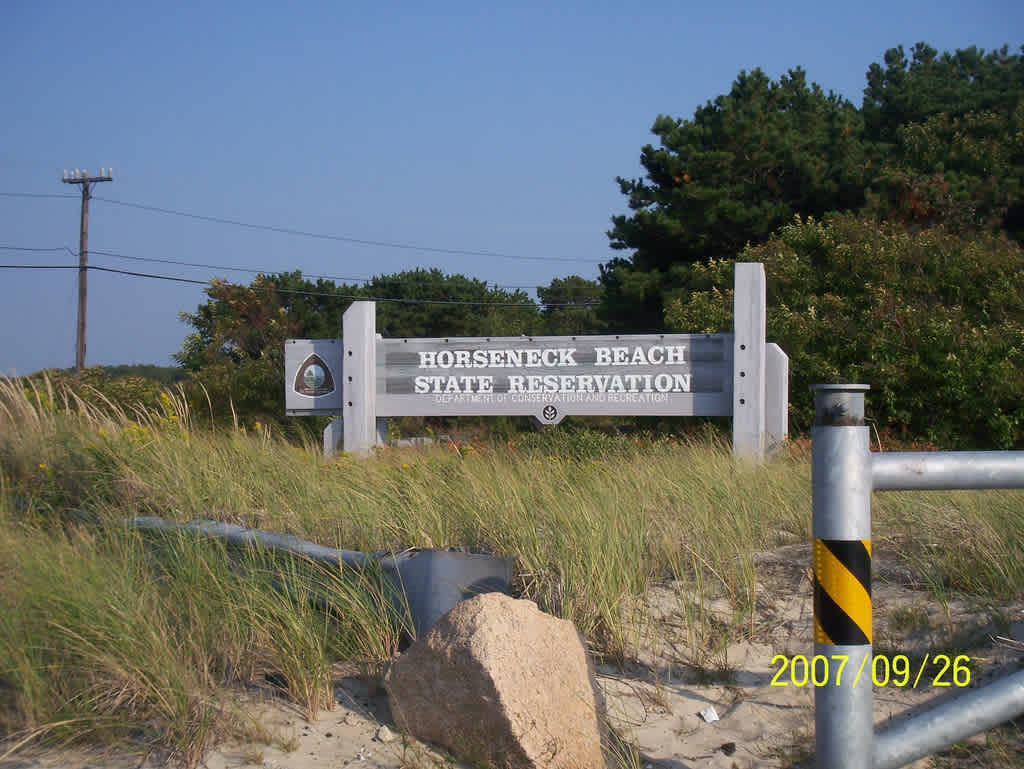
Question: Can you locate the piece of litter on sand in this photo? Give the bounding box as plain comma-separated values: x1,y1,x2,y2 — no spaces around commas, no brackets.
699,705,720,723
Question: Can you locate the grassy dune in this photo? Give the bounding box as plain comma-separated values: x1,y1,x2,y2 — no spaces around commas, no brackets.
1,376,1021,765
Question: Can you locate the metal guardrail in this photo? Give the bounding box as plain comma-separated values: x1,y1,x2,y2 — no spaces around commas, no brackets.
128,517,515,640
810,385,1024,769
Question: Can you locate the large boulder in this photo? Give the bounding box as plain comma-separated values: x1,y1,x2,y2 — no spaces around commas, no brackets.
384,592,607,769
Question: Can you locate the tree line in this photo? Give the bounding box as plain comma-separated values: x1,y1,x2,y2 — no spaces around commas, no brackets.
172,43,1023,448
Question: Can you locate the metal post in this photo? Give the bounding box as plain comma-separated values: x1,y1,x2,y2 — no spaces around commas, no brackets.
811,385,1024,766
811,384,873,769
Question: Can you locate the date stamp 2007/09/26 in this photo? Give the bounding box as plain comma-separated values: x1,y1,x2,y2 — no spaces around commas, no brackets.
770,653,971,688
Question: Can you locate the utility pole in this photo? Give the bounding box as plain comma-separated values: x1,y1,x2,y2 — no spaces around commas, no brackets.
62,168,113,375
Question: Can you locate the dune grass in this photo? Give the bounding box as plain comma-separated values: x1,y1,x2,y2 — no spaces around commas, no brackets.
0,490,408,765
0,375,1021,766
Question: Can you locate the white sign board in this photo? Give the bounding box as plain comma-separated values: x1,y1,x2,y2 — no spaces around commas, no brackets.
285,263,787,460
376,334,732,423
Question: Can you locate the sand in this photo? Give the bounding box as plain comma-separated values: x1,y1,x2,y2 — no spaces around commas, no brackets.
3,543,1022,769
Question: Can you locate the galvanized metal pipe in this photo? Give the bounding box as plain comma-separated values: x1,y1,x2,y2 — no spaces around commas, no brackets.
129,516,372,567
874,668,1024,769
812,384,1024,768
127,517,516,639
873,451,1024,491
811,384,874,769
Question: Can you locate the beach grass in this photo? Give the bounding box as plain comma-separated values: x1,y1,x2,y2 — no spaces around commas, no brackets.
1,375,1021,766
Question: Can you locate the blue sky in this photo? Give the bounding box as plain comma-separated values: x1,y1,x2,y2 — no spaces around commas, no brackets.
2,0,1021,375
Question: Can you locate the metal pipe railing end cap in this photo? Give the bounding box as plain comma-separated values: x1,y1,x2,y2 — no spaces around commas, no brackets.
809,384,871,393
811,384,871,425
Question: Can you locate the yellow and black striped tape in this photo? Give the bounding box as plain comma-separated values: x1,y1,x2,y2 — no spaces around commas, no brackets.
813,538,871,645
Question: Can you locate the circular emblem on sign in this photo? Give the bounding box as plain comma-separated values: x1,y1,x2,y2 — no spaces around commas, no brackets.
303,364,326,390
294,354,335,397
542,404,558,421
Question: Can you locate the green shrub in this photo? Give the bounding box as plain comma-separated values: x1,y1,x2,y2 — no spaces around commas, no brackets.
28,367,170,415
665,215,1024,447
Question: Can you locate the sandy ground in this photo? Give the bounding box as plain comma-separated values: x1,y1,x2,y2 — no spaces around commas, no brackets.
3,543,1022,769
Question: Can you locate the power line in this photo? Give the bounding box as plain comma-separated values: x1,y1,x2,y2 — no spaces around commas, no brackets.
0,245,70,253
3,189,609,266
0,192,77,200
2,243,529,289
276,287,553,307
92,195,603,264
0,261,599,308
91,265,596,307
89,248,368,282
2,237,604,309
88,265,209,285
88,247,551,291
0,264,77,269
